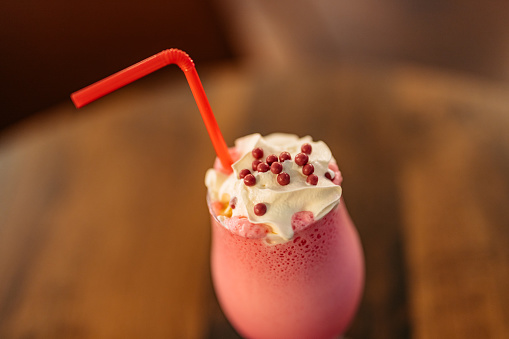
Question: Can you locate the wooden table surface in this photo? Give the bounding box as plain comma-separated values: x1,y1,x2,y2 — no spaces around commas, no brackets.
1,61,508,339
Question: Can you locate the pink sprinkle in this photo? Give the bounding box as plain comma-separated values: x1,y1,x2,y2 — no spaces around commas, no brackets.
239,168,251,179
302,163,314,176
229,197,237,209
307,174,318,185
271,162,283,174
244,174,256,186
279,151,292,162
301,143,312,154
254,203,267,216
277,172,290,186
295,153,309,166
252,147,264,159
266,154,278,165
257,162,270,173
252,160,262,171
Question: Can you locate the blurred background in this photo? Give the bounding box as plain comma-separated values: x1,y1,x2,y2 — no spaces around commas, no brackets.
1,0,509,131
1,1,509,339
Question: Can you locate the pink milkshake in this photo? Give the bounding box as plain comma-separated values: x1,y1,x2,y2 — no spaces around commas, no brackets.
70,48,362,338
69,49,364,337
206,133,364,339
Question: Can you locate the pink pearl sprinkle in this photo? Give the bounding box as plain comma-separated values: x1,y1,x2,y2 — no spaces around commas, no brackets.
266,154,278,165
295,153,309,166
257,162,270,173
252,147,264,159
307,174,318,185
302,163,314,176
239,168,251,179
230,197,237,209
244,174,256,186
277,172,290,186
270,162,283,174
252,160,262,171
254,203,267,216
301,143,312,154
279,152,292,162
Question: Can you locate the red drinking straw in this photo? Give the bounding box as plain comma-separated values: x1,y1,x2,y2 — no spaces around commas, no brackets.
71,49,233,170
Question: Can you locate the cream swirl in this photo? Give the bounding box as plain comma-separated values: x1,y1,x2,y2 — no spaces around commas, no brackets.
205,133,342,242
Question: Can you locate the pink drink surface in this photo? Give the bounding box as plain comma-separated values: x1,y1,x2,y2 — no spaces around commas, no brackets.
210,200,364,339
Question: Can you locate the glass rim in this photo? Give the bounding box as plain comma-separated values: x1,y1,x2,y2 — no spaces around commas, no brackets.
206,194,222,223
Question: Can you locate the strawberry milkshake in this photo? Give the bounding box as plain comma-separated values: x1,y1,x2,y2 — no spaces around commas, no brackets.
68,49,363,338
206,133,364,339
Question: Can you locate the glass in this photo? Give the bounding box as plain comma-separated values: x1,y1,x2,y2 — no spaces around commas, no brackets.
209,196,364,339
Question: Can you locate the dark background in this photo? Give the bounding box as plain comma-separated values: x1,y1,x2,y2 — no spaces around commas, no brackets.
0,0,235,131
2,0,509,132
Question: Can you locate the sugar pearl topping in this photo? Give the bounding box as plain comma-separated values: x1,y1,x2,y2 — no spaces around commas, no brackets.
252,159,262,171
230,197,237,209
266,154,278,165
205,133,342,242
279,151,292,162
256,162,270,173
277,172,290,186
301,143,312,154
270,162,283,174
325,171,333,180
306,174,318,185
243,174,256,186
295,153,309,166
302,163,314,176
239,168,251,179
252,147,264,159
254,203,267,216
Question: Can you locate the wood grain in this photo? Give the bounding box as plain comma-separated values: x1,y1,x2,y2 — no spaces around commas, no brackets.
1,62,509,338
393,69,509,338
0,78,215,338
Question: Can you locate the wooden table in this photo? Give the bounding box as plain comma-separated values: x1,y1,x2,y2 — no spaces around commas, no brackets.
1,61,508,338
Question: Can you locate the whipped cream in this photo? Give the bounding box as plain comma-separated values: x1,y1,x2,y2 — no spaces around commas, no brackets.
205,133,342,242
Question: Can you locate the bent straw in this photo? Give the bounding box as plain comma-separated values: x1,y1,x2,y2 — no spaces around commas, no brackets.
71,49,233,170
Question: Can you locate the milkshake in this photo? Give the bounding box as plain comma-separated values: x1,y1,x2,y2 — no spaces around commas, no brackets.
70,48,363,339
206,133,364,339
